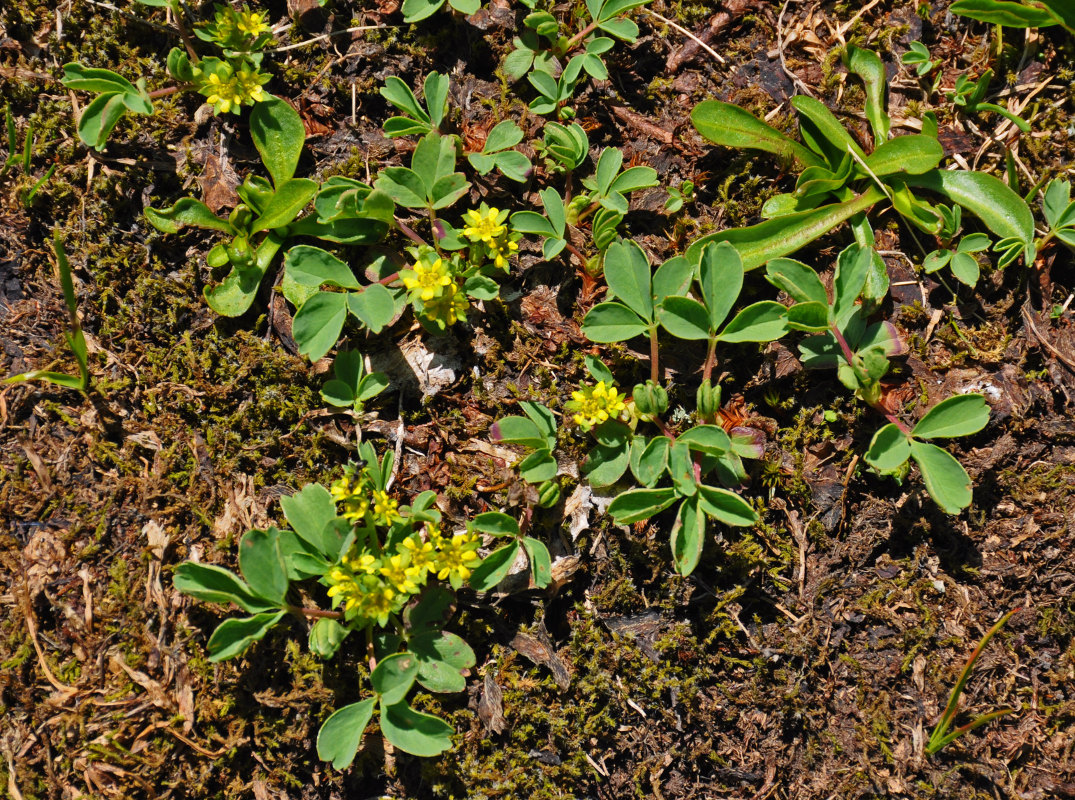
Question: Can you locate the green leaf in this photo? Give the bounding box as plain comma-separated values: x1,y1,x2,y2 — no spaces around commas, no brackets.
448,0,480,14
598,0,651,20
293,292,348,362
864,423,911,472
238,528,289,603
346,284,396,333
492,150,532,182
401,0,446,22
280,483,338,557
609,166,658,195
685,188,884,270
207,610,286,661
597,16,638,39
469,541,520,591
718,301,788,343
172,562,277,613
651,255,693,302
284,246,361,289
371,652,419,705
249,96,306,189
375,167,428,208
510,210,556,236
668,441,697,497
145,198,232,234
316,698,376,769
491,415,547,449
907,170,1034,246
380,76,429,124
472,511,520,537
843,44,890,143
463,274,499,300
832,243,872,326
949,252,980,286
76,92,127,151
594,147,623,195
62,63,139,94
691,100,822,167
251,178,318,232
380,702,454,757
792,95,867,164
521,401,557,442
912,394,990,439
519,449,557,483
482,119,523,152
631,436,671,487
678,425,732,456
865,135,944,177
608,487,677,523
697,241,744,331
949,0,1057,27
583,439,631,487
581,302,648,342
765,258,827,304
657,296,710,340
697,485,758,526
909,440,973,513
522,537,552,587
670,497,705,575
412,631,475,693
430,174,469,210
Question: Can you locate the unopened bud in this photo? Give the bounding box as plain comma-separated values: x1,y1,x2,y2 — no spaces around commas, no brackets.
696,379,722,419
537,480,561,508
632,380,668,418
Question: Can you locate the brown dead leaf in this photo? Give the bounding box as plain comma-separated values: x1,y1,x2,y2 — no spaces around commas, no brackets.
196,148,239,214
511,623,570,690
477,672,506,734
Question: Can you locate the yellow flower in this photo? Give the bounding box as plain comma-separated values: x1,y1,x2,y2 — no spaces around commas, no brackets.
461,206,506,244
371,490,402,527
402,535,437,577
433,531,481,586
565,381,628,431
360,580,397,627
488,236,519,270
379,554,421,596
422,282,468,327
401,255,453,302
236,9,271,37
330,470,372,523
235,67,267,105
204,72,241,114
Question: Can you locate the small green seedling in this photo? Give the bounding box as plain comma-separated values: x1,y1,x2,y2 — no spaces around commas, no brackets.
1,105,55,205
535,121,589,173
664,180,695,214
381,72,449,137
320,349,390,414
1039,177,1075,250
466,120,531,183
924,205,991,287
375,131,471,212
947,70,1031,134
61,63,155,151
466,511,553,591
901,41,938,78
926,608,1020,754
5,234,90,394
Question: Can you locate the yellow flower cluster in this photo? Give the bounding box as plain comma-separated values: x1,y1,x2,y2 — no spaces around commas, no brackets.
324,525,482,625
235,9,271,38
461,205,519,272
196,63,269,114
400,247,470,329
329,466,402,527
565,381,628,431
401,253,453,302
207,5,271,47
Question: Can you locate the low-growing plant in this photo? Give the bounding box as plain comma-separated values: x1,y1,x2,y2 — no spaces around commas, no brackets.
925,608,1020,754
949,0,1074,33
947,69,1031,133
4,234,90,394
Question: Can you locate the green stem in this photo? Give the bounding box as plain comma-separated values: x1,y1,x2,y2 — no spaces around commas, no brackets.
563,19,600,53
829,322,911,435
701,336,717,383
649,325,659,384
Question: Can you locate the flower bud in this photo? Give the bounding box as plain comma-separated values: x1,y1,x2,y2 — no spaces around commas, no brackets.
632,380,668,418
696,379,722,419
537,480,561,508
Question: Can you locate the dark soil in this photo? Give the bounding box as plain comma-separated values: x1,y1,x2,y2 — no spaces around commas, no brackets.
2,1,1074,798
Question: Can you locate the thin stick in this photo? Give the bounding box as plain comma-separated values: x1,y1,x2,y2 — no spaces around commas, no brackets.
265,25,384,54
644,9,725,65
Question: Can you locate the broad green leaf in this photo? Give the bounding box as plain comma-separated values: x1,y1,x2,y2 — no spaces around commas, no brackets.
284,246,361,289
145,198,232,234
448,0,480,14
909,440,973,513
380,702,454,757
949,0,1056,27
698,241,744,331
316,698,376,769
652,255,694,302
1037,0,1075,29
670,497,705,575
608,487,677,524
386,116,432,137
469,541,520,591
62,63,138,94
540,187,567,235
401,0,446,22
844,44,890,142
657,296,710,340
251,178,318,232
786,301,829,331
492,150,532,182
238,528,289,603
483,119,523,152
371,652,419,705
172,562,277,613
346,284,396,333
630,436,671,487
697,485,758,526
207,610,286,661
77,92,127,151
668,441,696,497
584,355,616,385
685,188,884,270
594,147,624,196
907,170,1034,246
581,302,648,342
280,483,338,557
606,238,653,320
864,423,911,472
521,400,557,441
583,439,631,487
692,100,823,167
865,135,943,177
472,511,519,536
423,72,449,129
510,211,556,236
375,167,428,208
718,301,788,342
412,631,475,693
765,258,827,304
522,537,552,587
609,166,658,195
599,0,650,20
293,292,348,361
792,95,866,164
249,96,305,188
380,76,429,124
598,16,638,39
832,243,872,325
491,415,547,449
912,394,989,439
949,252,980,286
519,449,557,483
430,174,470,209
204,232,285,317
678,425,732,456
